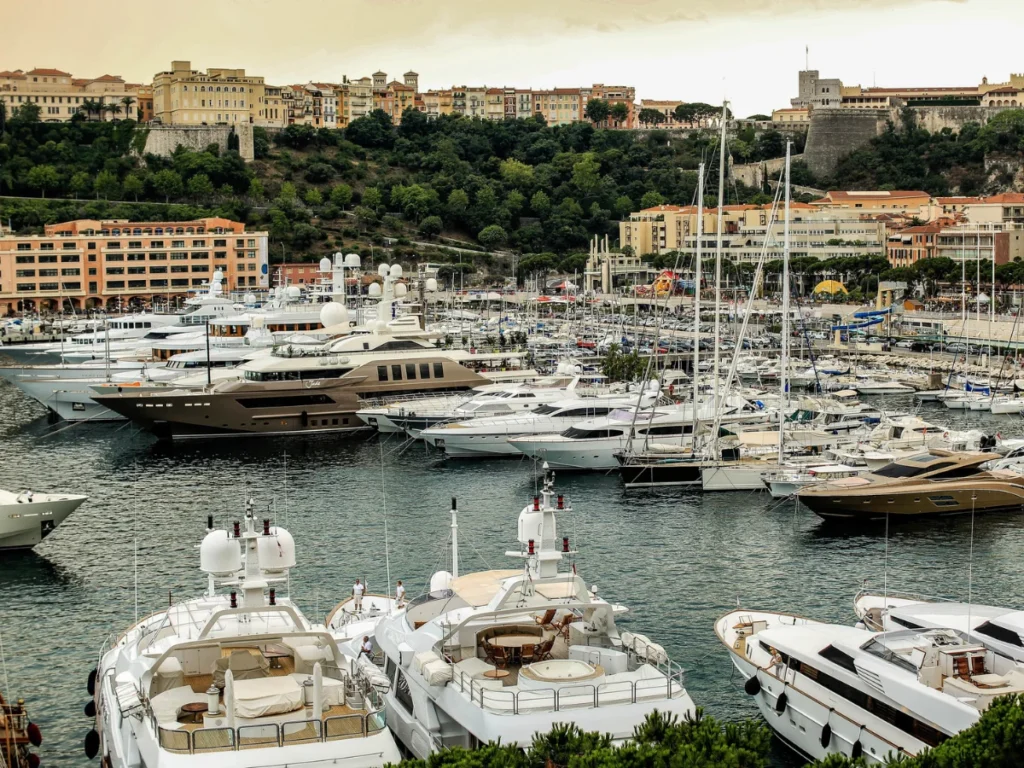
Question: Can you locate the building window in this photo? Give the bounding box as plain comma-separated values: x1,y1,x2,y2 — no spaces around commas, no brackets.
15,269,36,277
128,280,146,289
15,256,34,264
61,268,80,276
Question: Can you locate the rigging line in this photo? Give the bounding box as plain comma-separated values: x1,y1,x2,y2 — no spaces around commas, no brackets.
379,433,393,613
134,459,139,625
0,624,10,703
967,492,976,644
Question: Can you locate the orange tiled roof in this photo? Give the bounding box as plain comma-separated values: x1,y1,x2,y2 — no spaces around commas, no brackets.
935,196,983,204
90,74,124,83
817,190,929,202
27,67,71,77
0,70,26,78
983,193,1024,204
986,86,1020,94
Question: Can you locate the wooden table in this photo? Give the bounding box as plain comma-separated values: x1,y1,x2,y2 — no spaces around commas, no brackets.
489,635,541,663
482,669,510,680
178,702,208,724
262,643,291,669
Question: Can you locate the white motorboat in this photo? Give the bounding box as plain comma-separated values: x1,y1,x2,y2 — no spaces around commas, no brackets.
761,464,863,498
854,380,915,395
421,388,661,458
0,487,86,549
989,396,1024,415
716,608,1024,764
88,502,401,767
339,468,694,758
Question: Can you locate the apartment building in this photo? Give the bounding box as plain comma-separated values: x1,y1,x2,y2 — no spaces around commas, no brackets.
587,84,636,128
152,60,286,127
934,223,1024,265
0,218,268,314
532,88,582,126
886,223,944,268
0,68,143,122
811,190,932,212
620,203,887,263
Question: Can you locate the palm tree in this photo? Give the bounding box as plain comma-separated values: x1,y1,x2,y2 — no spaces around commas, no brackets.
104,103,120,121
120,95,136,122
79,100,97,120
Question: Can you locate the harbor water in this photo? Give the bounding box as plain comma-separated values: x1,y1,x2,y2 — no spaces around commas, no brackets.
2,382,1024,765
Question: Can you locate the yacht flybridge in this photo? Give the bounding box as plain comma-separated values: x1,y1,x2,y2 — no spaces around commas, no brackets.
716,608,1024,764
350,467,693,757
89,501,400,768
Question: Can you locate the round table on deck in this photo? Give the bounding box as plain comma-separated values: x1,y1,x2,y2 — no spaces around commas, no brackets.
178,702,208,724
489,635,541,662
482,669,510,680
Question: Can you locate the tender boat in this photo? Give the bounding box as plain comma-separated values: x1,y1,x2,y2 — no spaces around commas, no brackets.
88,502,400,767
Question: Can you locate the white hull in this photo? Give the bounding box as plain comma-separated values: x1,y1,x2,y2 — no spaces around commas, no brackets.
424,431,522,458
507,436,631,470
0,492,86,549
855,384,915,395
967,400,992,412
701,464,773,492
990,400,1024,415
12,378,126,422
766,479,812,498
0,361,144,382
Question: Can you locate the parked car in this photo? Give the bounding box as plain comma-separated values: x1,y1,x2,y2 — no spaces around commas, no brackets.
894,340,915,349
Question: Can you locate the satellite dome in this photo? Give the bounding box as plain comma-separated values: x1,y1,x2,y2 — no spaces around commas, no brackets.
425,278,438,292
213,269,224,282
200,530,241,576
320,302,349,328
389,264,403,279
285,286,301,300
244,293,257,304
367,283,382,298
345,253,361,268
319,257,332,273
274,287,284,299
394,283,408,298
378,263,390,277
430,570,453,594
374,319,388,332
210,282,222,295
256,526,296,573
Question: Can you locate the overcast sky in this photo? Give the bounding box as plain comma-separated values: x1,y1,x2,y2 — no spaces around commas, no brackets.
7,0,1022,115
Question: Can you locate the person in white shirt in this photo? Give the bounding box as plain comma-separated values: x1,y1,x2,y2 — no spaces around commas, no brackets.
358,636,373,659
395,580,406,606
352,579,365,612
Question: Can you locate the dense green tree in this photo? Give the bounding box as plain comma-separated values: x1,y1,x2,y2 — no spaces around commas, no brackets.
304,187,323,206
345,110,395,149
248,177,265,202
610,101,629,125
530,189,551,217
418,215,443,238
122,173,144,201
362,186,383,212
187,172,215,202
584,98,610,124
94,170,121,200
305,162,335,183
69,171,91,199
640,190,666,208
329,183,353,208
638,108,667,127
25,165,60,198
571,153,601,195
151,169,183,203
478,224,507,249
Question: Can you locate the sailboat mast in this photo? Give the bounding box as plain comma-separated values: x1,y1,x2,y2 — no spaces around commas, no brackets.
712,101,728,429
779,143,792,463
693,163,705,440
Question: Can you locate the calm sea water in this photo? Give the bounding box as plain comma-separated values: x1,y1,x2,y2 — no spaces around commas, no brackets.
1,383,1023,766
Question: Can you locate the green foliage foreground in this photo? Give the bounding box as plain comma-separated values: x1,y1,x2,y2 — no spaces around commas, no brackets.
394,695,1024,768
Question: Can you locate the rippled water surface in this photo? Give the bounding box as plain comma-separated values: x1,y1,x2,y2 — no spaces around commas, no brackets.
2,382,1023,765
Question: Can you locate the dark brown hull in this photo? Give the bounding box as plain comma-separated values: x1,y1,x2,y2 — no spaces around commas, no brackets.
801,482,1024,521
92,356,485,439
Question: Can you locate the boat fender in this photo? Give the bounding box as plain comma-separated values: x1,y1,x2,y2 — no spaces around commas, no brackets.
820,722,832,749
84,700,96,718
775,690,788,714
27,754,40,768
744,675,761,695
84,728,100,759
87,668,97,696
851,740,863,759
27,721,42,747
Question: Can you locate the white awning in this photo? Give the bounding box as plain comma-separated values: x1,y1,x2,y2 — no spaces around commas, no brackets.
451,570,520,607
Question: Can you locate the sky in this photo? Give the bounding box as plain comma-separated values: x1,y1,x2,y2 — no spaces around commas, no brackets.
6,0,1024,115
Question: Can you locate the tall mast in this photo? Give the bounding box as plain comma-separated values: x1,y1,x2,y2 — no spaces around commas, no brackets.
778,142,792,464
711,101,728,442
692,162,705,441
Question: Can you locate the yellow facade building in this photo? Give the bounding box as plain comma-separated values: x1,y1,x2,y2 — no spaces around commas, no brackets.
152,60,285,128
811,190,931,212
0,68,143,122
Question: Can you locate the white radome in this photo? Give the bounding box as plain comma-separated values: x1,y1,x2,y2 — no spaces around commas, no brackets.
430,571,453,593
425,278,438,292
199,530,242,576
319,257,332,273
389,264,403,278
319,302,349,328
256,526,296,572
378,263,390,277
285,285,301,300
244,292,257,304
394,283,408,297
368,283,382,297
213,269,225,282
345,253,361,268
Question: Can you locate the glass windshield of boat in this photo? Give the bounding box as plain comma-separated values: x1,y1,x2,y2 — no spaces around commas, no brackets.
561,427,625,439
874,455,955,478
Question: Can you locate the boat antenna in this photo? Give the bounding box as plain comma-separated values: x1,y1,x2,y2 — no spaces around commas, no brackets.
134,460,139,624
967,491,976,643
883,511,889,612
379,439,393,611
0,626,11,702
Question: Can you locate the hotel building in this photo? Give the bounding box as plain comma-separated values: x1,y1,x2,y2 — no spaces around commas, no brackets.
0,218,268,314
0,68,143,122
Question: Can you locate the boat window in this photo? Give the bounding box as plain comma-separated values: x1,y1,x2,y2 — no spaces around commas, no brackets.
406,363,417,380
818,644,859,673
237,394,334,408
562,427,625,439
790,657,946,747
641,425,689,436
391,364,403,381
874,460,953,479
974,621,1024,647
532,405,560,415
433,362,444,378
420,363,430,379
378,365,388,382
374,340,428,351
394,669,413,713
861,638,919,674
927,464,984,480
890,616,925,630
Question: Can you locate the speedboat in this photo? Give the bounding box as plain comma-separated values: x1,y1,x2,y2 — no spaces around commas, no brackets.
336,467,694,757
87,501,400,767
762,464,863,498
0,487,86,549
797,450,1024,521
716,608,1024,763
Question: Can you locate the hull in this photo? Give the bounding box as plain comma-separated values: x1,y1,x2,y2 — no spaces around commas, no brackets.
507,436,629,470
701,464,775,492
618,459,702,488
425,430,523,458
13,378,126,422
801,484,1024,520
0,494,86,549
991,400,1024,415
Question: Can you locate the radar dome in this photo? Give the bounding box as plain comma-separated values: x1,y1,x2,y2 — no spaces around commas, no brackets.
319,257,332,273
378,263,390,277
200,530,242,576
425,278,438,292
244,293,257,304
389,264,403,279
256,526,296,573
210,282,222,295
367,283,382,298
274,287,285,299
430,570,453,594
320,302,349,328
285,286,301,300
344,253,361,268
213,269,225,282
394,283,408,298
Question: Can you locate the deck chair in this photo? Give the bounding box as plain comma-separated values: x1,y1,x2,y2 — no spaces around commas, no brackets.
554,614,577,640
535,609,557,630
537,637,555,661
953,656,971,679
485,645,509,670
519,643,538,665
